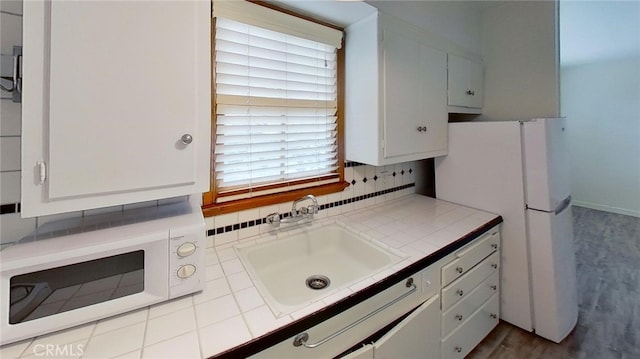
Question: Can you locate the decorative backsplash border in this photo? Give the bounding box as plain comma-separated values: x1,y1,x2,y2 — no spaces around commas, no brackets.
0,163,407,217
2,160,417,249
206,183,415,237
0,203,20,215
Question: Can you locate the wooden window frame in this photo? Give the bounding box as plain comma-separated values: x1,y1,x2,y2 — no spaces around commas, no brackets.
202,1,348,217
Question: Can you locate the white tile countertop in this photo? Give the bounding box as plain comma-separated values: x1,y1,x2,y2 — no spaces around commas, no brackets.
0,194,501,359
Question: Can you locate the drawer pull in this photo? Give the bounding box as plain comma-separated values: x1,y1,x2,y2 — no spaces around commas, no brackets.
490,313,498,319
491,263,498,269
456,289,464,297
491,243,498,250
293,278,418,349
455,314,464,321
490,285,497,291
454,346,463,353
456,266,464,274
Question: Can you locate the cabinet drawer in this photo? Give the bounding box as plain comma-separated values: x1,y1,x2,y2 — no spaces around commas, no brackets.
441,293,500,359
441,251,499,311
442,227,500,286
442,271,499,337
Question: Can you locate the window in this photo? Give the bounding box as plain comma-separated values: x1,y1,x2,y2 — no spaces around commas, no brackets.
203,1,347,216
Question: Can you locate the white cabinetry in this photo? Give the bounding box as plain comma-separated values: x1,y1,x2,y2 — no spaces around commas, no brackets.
252,265,440,359
345,12,447,166
21,0,211,217
447,53,483,112
342,294,441,359
440,226,501,359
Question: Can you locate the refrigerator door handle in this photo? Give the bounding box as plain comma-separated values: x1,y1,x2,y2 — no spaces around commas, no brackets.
554,196,572,215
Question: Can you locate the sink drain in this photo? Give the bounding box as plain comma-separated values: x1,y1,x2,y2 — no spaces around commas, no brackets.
306,275,330,290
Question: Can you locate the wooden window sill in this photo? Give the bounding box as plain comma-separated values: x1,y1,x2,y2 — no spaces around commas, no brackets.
202,181,350,217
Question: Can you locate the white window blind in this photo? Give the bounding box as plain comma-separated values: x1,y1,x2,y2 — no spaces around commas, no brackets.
214,17,340,201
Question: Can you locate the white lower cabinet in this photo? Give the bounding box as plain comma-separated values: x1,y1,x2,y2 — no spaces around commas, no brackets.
441,294,499,359
439,225,501,359
251,270,434,359
441,251,500,311
442,272,499,337
341,294,440,359
341,345,374,359
373,294,441,359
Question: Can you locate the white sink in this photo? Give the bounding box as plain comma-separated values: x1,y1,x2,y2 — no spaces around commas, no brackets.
235,222,403,316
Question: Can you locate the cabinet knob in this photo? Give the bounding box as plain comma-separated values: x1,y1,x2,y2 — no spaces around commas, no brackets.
491,243,498,250
456,289,464,297
490,285,497,291
405,277,414,288
181,134,193,145
491,263,498,269
490,313,498,319
455,314,464,321
454,346,463,353
416,126,427,132
456,266,464,274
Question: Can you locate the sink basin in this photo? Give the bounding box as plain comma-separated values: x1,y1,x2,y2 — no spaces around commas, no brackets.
236,222,403,316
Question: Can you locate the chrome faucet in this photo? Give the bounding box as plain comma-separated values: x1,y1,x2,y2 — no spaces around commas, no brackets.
266,194,320,228
292,194,319,219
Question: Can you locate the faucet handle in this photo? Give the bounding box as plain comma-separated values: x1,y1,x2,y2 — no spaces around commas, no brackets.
266,212,281,228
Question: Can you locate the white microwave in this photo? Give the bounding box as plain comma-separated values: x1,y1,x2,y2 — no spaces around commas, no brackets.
0,200,206,346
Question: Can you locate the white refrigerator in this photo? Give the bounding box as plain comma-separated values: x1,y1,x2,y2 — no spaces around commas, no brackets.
435,118,578,343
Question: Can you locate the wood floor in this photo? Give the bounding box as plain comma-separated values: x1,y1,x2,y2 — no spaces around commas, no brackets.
467,206,640,359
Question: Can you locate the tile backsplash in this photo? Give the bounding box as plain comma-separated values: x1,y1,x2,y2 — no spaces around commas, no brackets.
204,162,417,247
1,4,29,244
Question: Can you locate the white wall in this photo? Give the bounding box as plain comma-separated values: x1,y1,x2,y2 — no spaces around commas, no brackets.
560,0,640,217
367,0,485,60
561,58,640,216
480,0,560,121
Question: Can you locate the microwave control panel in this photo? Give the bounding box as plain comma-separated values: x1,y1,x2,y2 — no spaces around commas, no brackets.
168,223,206,298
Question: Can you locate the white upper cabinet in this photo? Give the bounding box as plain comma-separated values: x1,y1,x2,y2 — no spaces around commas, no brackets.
21,0,211,217
345,12,447,166
447,53,484,112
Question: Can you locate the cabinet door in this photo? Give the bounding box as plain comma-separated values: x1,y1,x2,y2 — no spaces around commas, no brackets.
373,294,440,359
21,0,210,217
468,60,484,108
419,44,448,155
447,54,469,107
341,345,374,359
382,25,421,158
382,27,447,159
447,54,482,109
